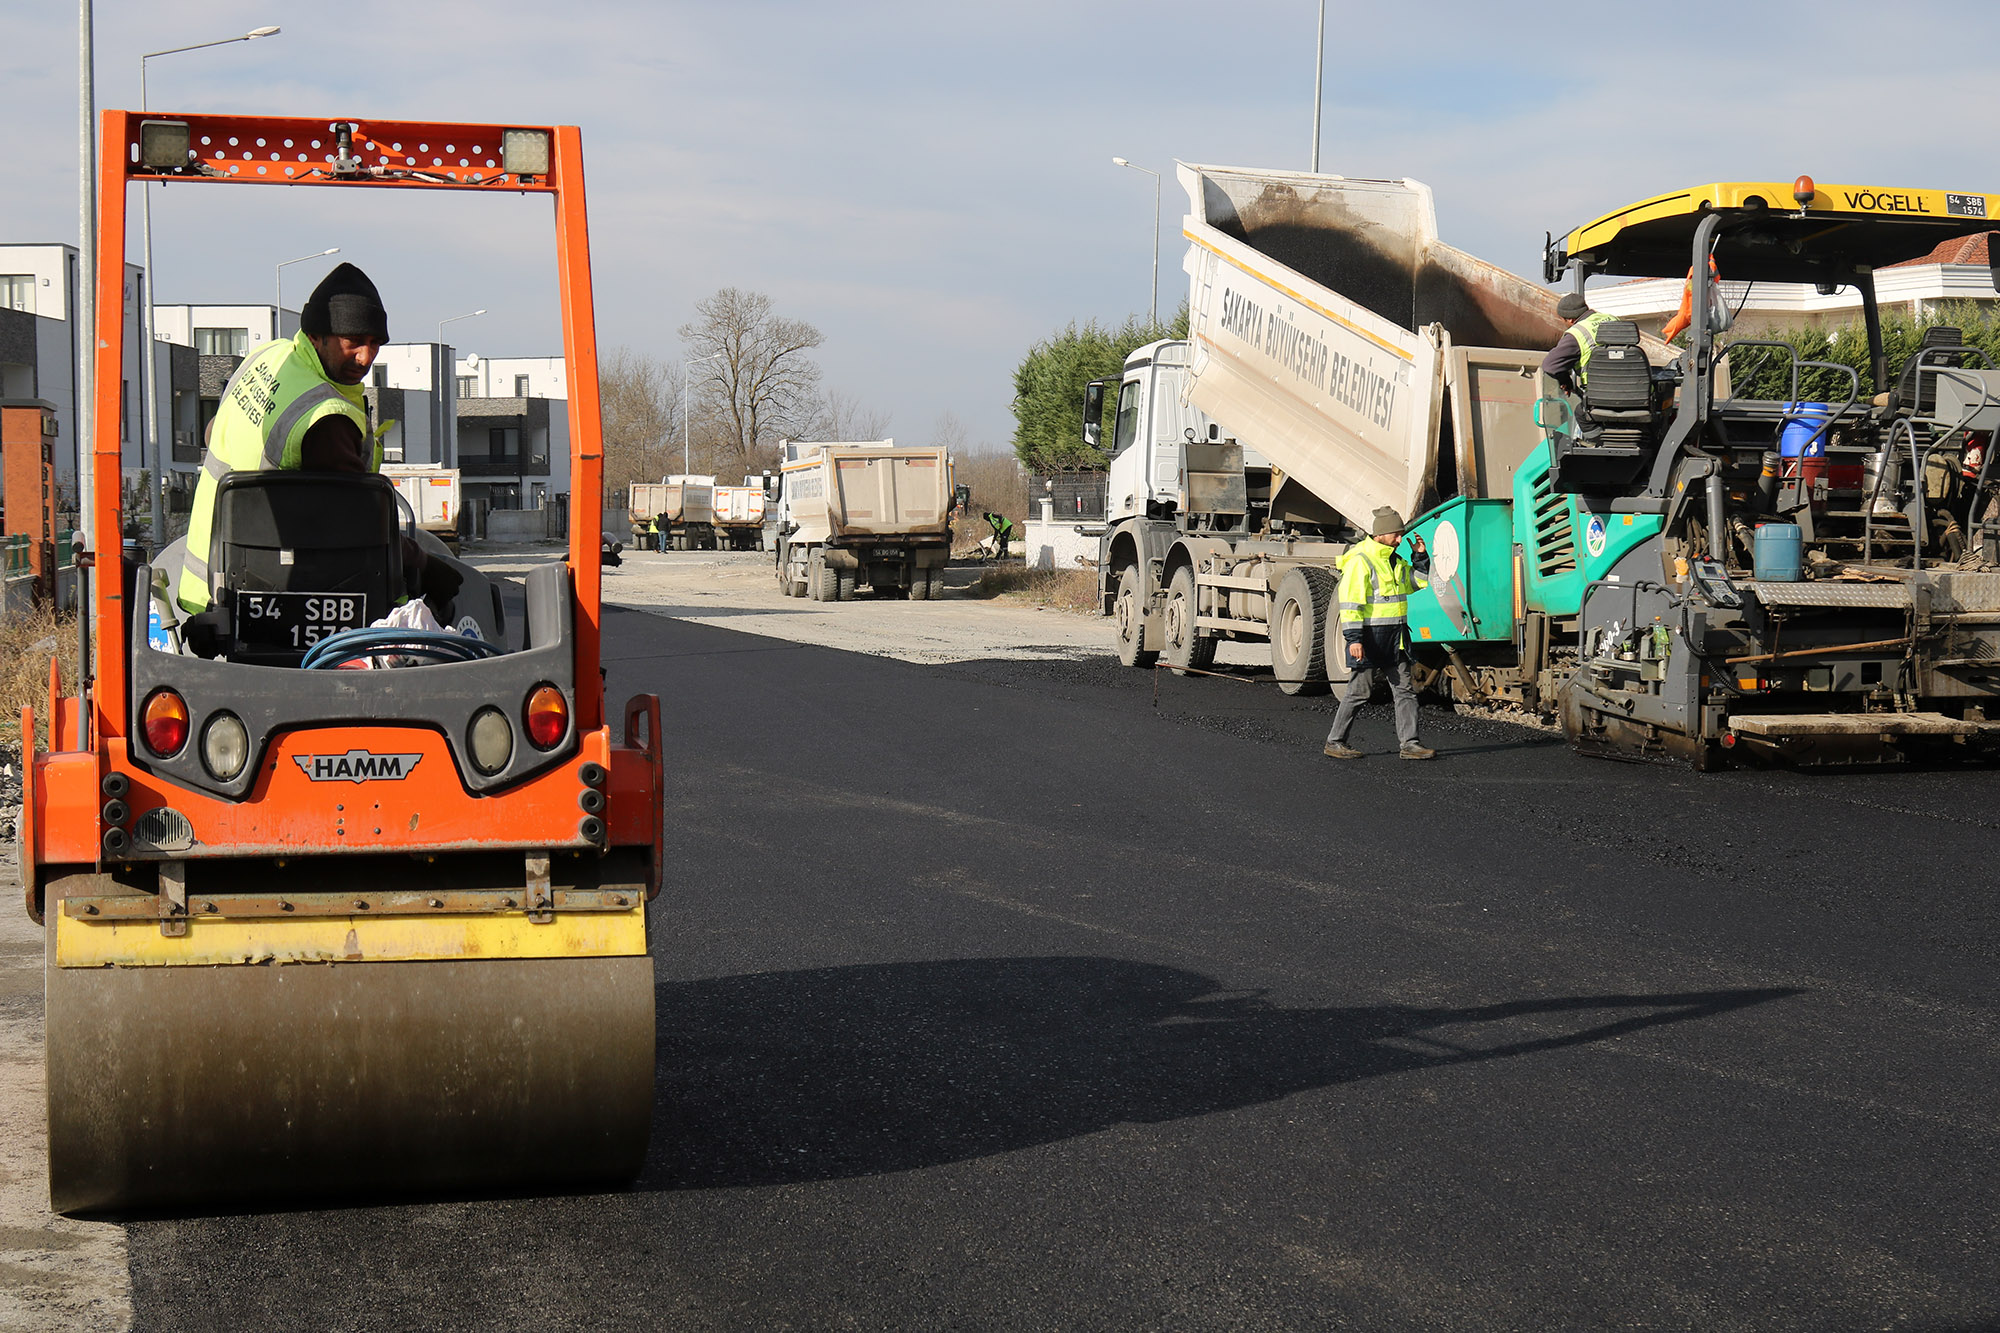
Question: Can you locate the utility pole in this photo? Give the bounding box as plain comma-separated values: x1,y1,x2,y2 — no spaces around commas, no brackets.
1311,0,1326,172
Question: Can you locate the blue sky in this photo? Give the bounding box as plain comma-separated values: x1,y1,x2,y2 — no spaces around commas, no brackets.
8,0,2000,454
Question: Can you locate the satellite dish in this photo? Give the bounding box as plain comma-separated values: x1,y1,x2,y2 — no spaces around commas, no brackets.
464,353,480,368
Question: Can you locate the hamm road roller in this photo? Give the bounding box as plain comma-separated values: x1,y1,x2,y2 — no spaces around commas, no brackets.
14,111,663,1212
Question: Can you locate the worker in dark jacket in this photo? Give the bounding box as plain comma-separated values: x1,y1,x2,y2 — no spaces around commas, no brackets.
1323,507,1433,761
1540,291,1616,395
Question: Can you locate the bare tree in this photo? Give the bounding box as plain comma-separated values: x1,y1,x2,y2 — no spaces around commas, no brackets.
809,388,892,443
599,347,682,493
679,289,824,476
931,410,968,452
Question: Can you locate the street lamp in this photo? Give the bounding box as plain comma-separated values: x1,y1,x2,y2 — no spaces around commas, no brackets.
1311,0,1326,172
137,23,281,545
275,246,338,315
1112,157,1161,328
682,352,723,475
436,310,486,470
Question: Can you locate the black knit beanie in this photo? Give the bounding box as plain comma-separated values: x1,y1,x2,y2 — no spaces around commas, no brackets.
301,263,389,341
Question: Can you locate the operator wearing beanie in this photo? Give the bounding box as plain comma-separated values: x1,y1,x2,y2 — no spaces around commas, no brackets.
1539,290,1613,396
178,263,428,615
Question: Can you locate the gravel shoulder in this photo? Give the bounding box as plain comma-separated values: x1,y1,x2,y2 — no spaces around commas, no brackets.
470,545,1268,668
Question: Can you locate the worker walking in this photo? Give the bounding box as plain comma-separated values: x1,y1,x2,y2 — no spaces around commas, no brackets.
1323,507,1435,761
1539,291,1614,396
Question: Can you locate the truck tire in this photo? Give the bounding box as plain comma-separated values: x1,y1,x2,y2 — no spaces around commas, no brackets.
1114,565,1157,668
812,551,840,603
807,549,825,600
836,568,857,601
929,567,945,600
910,569,933,600
1163,566,1216,675
1271,566,1335,696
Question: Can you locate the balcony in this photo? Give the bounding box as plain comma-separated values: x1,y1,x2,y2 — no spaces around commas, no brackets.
460,453,549,477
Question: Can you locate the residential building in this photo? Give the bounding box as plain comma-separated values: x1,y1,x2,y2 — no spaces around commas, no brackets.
454,353,570,511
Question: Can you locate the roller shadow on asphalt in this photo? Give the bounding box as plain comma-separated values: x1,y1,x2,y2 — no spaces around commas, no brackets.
644,958,1799,1190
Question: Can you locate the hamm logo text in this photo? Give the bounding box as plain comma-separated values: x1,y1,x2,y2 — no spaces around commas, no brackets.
293,750,424,784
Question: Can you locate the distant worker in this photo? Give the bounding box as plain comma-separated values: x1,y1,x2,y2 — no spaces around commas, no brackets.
983,511,1014,561
177,263,392,614
1322,508,1434,761
1539,291,1615,396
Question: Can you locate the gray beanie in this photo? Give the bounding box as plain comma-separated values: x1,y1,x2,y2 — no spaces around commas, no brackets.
1371,507,1406,535
1556,291,1592,322
301,262,389,341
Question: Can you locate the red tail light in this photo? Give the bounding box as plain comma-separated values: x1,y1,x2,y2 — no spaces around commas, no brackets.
524,685,568,749
142,690,190,757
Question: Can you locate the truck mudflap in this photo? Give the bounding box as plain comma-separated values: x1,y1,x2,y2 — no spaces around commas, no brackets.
1721,712,2000,764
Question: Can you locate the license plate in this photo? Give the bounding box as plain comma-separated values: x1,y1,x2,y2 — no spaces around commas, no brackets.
872,547,901,558
235,590,370,651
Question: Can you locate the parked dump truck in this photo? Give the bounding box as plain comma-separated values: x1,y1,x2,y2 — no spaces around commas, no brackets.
1097,162,2000,766
15,110,664,1213
630,475,716,550
773,440,953,600
382,463,462,552
712,480,767,550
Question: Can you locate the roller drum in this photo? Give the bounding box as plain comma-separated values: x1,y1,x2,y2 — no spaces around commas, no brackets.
46,917,655,1215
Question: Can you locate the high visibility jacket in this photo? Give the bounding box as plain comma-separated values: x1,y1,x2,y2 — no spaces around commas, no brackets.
177,332,375,613
1566,311,1618,391
1337,537,1426,649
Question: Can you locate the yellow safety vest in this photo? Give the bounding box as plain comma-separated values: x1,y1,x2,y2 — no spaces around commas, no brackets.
1337,537,1424,633
177,332,376,613
1567,311,1617,391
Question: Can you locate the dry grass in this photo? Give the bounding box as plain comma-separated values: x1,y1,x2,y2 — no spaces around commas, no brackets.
967,565,1099,614
0,604,81,758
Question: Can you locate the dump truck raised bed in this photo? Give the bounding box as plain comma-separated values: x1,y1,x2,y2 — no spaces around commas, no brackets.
1096,162,2000,765
13,111,665,1213
712,481,767,550
1095,163,1575,693
773,440,953,600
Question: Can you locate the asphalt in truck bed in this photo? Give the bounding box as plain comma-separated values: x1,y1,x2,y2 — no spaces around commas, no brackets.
121,604,2000,1331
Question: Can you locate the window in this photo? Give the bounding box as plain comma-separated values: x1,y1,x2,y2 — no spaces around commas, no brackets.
0,275,34,314
121,379,130,441
514,374,531,397
457,376,476,398
1112,381,1142,454
194,327,249,356
371,365,386,388
489,427,520,461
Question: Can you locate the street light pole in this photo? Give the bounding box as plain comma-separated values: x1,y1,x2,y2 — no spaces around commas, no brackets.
1112,157,1161,328
274,245,338,316
1311,0,1326,172
139,25,281,547
436,309,486,471
682,352,723,475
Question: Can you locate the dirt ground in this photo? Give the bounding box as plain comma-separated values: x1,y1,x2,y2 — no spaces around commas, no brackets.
0,774,132,1332
473,546,1268,669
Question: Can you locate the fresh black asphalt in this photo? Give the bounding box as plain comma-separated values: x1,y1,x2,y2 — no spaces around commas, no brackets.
126,605,2000,1330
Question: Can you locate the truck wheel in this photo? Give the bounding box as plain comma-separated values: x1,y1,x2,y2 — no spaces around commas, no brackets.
910,569,933,600
1163,566,1216,675
807,550,826,600
812,551,840,602
1114,565,1157,668
1271,566,1335,696
836,568,857,601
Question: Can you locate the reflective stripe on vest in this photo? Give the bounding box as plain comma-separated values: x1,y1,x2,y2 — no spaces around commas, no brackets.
176,332,370,614
1568,311,1617,390
1337,538,1421,628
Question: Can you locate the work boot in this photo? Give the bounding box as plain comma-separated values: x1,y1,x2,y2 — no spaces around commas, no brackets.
1398,741,1436,761
1322,741,1364,760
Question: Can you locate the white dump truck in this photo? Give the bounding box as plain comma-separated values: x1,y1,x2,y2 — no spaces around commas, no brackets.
1095,162,1575,690
381,463,462,553
711,481,767,550
773,440,954,600
629,475,717,550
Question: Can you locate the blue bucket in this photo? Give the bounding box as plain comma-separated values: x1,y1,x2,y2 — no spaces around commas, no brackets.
1779,401,1831,458
1753,522,1804,582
